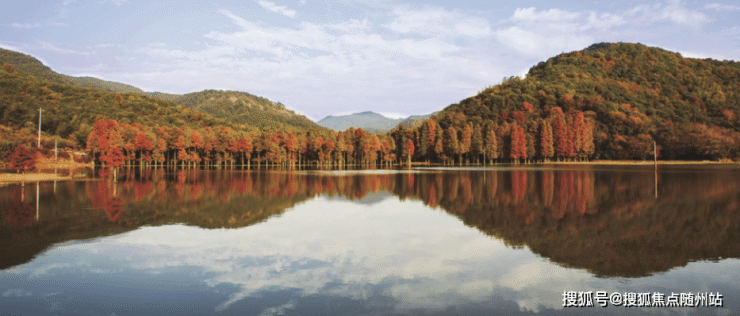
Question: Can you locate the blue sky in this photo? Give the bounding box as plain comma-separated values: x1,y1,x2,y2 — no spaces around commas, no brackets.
2,0,739,121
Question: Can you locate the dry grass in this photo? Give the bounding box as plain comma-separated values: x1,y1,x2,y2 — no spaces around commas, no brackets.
0,172,74,183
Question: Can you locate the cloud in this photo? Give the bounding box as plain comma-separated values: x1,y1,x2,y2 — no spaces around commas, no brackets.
386,6,491,38
101,0,128,5
627,0,709,27
39,41,95,55
12,23,42,28
494,1,709,57
705,3,740,11
510,7,580,22
256,0,296,18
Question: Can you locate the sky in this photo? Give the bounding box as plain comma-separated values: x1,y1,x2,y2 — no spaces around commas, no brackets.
1,1,739,121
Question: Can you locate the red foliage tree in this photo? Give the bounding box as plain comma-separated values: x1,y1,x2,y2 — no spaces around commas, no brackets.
511,111,526,125
539,121,554,161
405,139,414,165
9,146,36,173
552,118,567,160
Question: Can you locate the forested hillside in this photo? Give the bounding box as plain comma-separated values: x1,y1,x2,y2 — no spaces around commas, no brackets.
411,42,740,162
0,47,324,133
173,89,324,132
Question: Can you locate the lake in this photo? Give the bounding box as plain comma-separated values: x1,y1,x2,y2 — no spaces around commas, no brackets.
1,164,739,315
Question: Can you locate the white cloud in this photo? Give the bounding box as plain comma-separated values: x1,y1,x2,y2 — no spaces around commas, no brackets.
378,112,407,119
510,7,580,22
627,0,709,27
386,6,491,38
12,23,42,28
494,1,709,57
100,0,128,5
256,0,296,18
705,3,740,11
39,41,95,55
328,19,370,34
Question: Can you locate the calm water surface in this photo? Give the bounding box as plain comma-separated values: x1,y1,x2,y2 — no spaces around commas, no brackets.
1,164,739,315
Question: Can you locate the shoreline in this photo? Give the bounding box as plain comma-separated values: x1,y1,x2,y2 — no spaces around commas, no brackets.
1,160,736,183
0,173,79,184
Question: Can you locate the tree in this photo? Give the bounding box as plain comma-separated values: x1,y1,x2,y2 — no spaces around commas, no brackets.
405,139,414,165
510,124,526,162
135,133,153,165
539,121,554,162
552,117,567,161
485,128,498,164
434,127,444,163
284,132,297,165
114,93,124,106
237,136,253,168
460,123,473,164
425,119,437,155
572,111,586,159
444,127,460,164
471,124,483,163
9,146,36,173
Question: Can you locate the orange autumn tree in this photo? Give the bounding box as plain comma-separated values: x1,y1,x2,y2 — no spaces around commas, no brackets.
539,120,554,162
405,139,414,165
236,135,253,168
135,132,153,166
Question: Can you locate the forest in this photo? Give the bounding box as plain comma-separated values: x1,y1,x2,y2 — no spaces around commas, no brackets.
1,42,740,171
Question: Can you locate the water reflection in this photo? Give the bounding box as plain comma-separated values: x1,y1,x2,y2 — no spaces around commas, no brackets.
2,165,739,278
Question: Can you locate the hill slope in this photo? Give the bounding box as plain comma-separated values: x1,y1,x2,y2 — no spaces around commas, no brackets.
0,47,323,133
432,42,740,160
173,90,325,132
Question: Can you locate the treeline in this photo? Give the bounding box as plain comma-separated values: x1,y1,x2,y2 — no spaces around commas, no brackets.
84,118,397,168
83,106,595,169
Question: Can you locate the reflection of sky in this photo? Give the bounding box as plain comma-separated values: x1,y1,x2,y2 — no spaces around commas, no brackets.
2,196,739,315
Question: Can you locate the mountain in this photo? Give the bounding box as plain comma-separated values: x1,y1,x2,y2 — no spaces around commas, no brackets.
429,42,740,161
0,47,324,133
318,111,439,133
0,47,76,86
0,60,243,150
318,111,400,133
172,89,325,132
66,76,146,94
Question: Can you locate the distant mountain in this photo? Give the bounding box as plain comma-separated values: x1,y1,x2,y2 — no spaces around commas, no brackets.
396,111,439,129
318,111,399,133
0,47,324,133
318,111,438,133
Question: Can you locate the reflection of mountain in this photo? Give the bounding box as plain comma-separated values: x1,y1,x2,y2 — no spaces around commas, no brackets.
326,190,395,205
2,165,739,277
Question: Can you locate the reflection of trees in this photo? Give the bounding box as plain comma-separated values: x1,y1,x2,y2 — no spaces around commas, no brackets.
404,167,739,278
2,166,739,277
5,187,34,232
